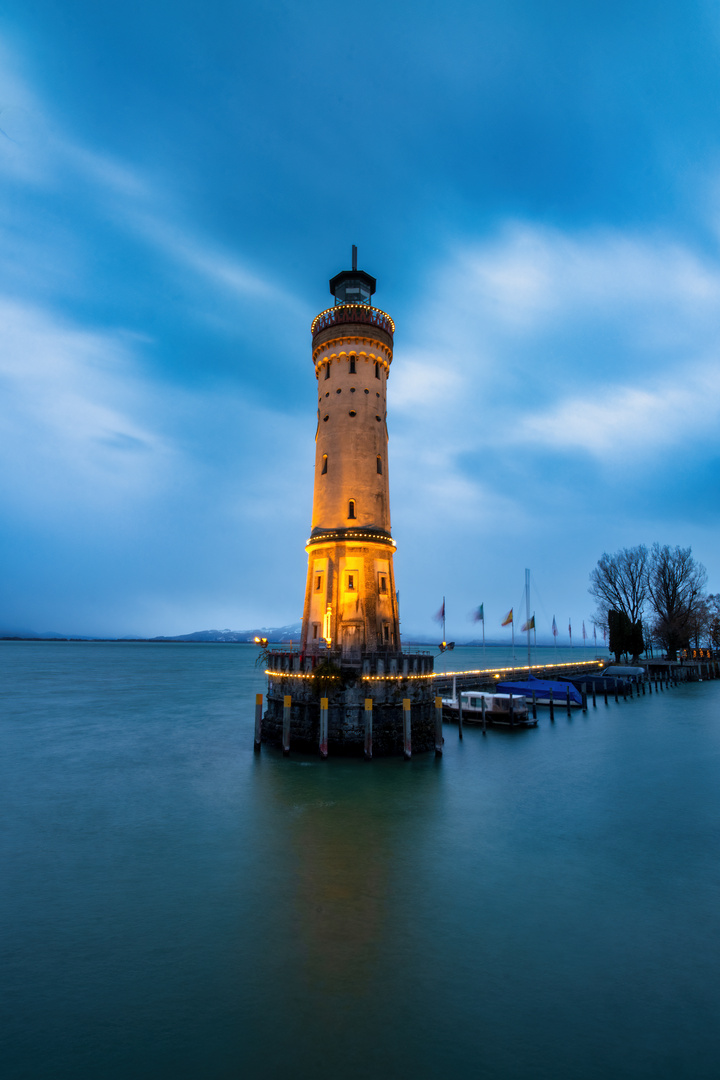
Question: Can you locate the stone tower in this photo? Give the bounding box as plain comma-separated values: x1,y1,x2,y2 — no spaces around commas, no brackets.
300,247,400,661
261,252,436,757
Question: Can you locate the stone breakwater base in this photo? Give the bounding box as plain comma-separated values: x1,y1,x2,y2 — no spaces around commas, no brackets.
262,652,436,757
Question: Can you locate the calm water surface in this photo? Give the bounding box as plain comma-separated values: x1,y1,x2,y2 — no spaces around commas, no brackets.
1,642,719,1079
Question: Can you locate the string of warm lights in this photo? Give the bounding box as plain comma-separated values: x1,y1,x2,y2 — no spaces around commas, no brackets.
306,531,396,549
264,659,604,683
434,660,604,678
265,670,341,680
313,345,392,368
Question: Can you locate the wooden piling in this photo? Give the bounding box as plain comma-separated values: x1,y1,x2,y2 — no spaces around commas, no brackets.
581,683,587,712
549,693,555,722
282,694,291,756
592,684,596,708
614,685,619,703
434,696,443,756
402,698,412,759
481,695,487,735
319,696,328,759
532,691,537,720
253,693,263,752
566,686,571,717
604,684,608,705
457,690,463,740
364,698,373,760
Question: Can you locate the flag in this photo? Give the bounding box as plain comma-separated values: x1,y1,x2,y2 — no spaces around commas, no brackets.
521,615,535,632
582,621,587,640
552,616,558,638
433,599,445,623
501,609,513,627
473,603,484,623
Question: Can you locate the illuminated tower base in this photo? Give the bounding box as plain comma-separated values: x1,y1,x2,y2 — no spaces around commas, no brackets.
262,252,436,756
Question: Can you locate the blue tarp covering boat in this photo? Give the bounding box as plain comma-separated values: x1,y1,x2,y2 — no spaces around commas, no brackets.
495,675,583,706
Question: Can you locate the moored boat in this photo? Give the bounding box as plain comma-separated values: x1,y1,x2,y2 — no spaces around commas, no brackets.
442,690,536,728
495,674,583,707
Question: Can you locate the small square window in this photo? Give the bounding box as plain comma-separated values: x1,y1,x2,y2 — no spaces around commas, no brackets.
379,576,387,593
347,574,355,590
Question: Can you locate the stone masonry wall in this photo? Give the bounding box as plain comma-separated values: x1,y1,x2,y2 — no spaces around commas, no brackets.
261,653,436,756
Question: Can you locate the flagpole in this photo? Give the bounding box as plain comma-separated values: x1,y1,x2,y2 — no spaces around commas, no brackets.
443,596,446,643
482,614,485,660
525,568,531,671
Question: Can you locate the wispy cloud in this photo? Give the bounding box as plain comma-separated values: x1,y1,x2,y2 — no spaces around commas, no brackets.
0,34,305,321
0,299,173,515
514,361,720,458
401,223,720,465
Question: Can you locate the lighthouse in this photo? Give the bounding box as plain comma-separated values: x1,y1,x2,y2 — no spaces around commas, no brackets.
300,246,400,660
261,251,437,757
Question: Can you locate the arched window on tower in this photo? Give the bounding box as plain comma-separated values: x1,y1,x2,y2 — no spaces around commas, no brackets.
376,456,382,474
348,500,356,519
375,361,380,379
325,362,330,380
349,355,356,374
321,454,328,474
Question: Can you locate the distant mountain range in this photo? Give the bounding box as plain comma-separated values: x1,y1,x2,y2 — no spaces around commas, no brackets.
0,624,578,648
0,623,304,643
149,623,304,643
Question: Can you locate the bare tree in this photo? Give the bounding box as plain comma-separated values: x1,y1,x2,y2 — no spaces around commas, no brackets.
589,545,649,628
707,595,720,650
646,543,708,660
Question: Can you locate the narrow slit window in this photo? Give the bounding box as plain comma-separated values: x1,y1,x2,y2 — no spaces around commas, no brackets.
347,574,355,591
375,362,380,379
349,355,356,374
325,363,330,380
312,625,318,639
379,575,387,593
376,456,382,474
348,499,356,519
321,454,328,474
383,625,390,643
315,574,323,591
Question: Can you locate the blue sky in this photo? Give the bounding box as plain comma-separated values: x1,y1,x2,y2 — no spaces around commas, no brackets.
1,0,719,640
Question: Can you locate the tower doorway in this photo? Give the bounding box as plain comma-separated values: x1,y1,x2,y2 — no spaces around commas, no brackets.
341,623,363,661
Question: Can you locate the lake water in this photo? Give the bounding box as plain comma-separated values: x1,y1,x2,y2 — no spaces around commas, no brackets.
2,641,719,1079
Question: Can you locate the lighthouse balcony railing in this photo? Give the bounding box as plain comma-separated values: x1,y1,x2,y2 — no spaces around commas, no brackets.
264,648,434,677
311,304,395,337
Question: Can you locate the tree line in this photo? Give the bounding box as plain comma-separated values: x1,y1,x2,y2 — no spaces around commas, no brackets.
589,544,718,662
